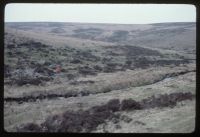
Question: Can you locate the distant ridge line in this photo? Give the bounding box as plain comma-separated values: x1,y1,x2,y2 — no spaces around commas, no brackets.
4,21,196,26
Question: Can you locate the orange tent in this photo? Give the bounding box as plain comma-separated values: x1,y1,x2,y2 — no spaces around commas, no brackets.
54,65,61,73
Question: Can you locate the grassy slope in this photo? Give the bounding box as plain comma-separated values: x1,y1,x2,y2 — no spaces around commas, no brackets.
4,22,196,132
4,71,196,132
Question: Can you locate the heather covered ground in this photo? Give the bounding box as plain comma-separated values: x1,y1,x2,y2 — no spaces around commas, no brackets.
4,22,196,132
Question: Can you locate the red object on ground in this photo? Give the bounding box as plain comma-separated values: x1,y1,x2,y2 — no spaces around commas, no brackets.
54,65,61,73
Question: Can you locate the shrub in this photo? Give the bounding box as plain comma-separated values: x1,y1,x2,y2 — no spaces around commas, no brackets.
34,65,54,76
121,99,143,111
4,65,11,78
91,99,120,114
93,65,103,71
17,123,42,132
67,74,75,80
103,66,116,73
120,115,132,123
78,67,97,76
16,78,42,86
16,92,194,132
106,99,120,112
7,44,15,49
18,99,120,132
101,87,112,93
125,60,132,65
79,90,90,96
70,59,82,64
140,92,194,109
41,114,65,132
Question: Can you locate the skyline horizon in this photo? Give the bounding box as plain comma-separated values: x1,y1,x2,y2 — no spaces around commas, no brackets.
5,4,196,24
4,21,196,25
